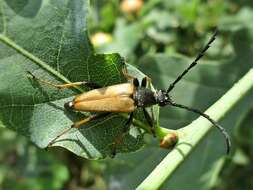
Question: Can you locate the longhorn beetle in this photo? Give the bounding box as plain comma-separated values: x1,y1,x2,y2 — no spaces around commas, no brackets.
29,30,231,155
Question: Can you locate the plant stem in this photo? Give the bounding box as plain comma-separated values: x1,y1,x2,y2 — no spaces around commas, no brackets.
119,113,172,135
119,113,175,138
155,126,176,139
136,68,253,190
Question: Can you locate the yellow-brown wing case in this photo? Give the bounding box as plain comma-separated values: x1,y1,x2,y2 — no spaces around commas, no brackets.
72,83,136,112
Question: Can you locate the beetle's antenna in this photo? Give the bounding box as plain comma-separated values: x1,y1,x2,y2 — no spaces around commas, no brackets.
170,102,231,154
167,29,218,93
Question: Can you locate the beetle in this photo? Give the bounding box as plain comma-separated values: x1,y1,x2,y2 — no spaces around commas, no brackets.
28,30,231,155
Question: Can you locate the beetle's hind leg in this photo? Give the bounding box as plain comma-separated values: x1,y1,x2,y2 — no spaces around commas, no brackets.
48,113,110,147
27,71,101,89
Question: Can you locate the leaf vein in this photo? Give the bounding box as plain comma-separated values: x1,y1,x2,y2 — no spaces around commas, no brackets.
0,34,83,92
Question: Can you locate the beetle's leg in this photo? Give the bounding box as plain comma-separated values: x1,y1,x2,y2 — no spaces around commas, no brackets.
143,108,156,137
110,112,134,157
122,67,136,81
71,113,111,128
122,67,141,88
123,112,134,132
27,71,101,89
48,113,110,147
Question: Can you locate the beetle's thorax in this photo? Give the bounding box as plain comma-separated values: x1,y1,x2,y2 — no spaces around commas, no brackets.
133,87,171,107
133,87,156,107
133,88,171,107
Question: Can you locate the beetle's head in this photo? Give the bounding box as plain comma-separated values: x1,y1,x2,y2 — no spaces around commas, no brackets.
156,90,172,106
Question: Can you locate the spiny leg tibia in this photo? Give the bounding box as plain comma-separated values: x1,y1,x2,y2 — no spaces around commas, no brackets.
48,113,110,147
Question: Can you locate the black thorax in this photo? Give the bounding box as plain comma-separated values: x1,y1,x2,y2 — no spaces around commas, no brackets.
133,87,157,107
133,88,172,107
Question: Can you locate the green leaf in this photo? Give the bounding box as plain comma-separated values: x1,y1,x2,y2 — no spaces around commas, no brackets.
0,0,150,159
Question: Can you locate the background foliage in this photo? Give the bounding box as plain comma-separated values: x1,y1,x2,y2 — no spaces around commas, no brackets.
0,0,253,189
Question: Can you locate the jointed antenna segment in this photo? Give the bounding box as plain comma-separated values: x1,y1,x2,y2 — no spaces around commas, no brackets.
167,29,218,93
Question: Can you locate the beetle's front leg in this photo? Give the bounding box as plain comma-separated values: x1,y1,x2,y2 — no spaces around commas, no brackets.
27,71,101,89
48,113,110,147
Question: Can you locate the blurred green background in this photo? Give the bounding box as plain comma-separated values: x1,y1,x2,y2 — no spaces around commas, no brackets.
1,0,253,189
